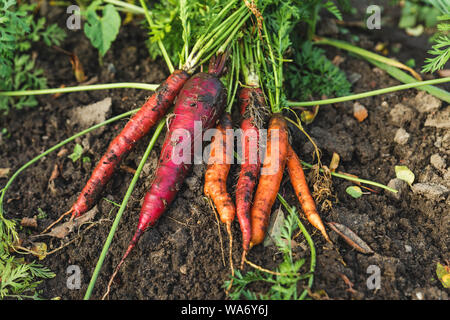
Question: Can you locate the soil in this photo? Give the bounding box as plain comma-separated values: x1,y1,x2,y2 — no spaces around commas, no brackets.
0,2,448,300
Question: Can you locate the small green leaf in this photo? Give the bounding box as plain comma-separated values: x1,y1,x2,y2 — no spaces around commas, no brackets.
395,165,415,186
346,186,363,199
68,144,84,162
83,3,121,57
82,156,91,163
36,208,47,220
405,58,416,68
436,262,450,288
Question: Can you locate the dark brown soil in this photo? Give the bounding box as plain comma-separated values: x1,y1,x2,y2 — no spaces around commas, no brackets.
1,3,448,300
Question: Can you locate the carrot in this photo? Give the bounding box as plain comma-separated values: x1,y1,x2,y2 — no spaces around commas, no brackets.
249,113,289,247
103,56,227,298
286,143,330,242
72,70,189,217
203,112,235,286
204,113,235,234
41,70,190,233
235,87,264,264
45,1,253,233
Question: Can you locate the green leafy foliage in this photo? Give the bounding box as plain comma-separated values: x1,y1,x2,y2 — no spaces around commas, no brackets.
142,0,223,67
422,0,449,72
346,185,363,198
0,0,66,114
83,1,121,57
68,143,84,162
398,0,441,29
291,0,351,38
225,206,311,300
0,254,55,299
284,41,351,101
395,165,415,186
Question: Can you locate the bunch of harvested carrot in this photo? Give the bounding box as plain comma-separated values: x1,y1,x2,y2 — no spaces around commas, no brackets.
43,0,251,233
103,54,229,298
239,12,330,263
101,2,252,298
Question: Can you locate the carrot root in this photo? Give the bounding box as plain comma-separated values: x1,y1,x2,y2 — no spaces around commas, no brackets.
249,113,289,248
286,144,331,243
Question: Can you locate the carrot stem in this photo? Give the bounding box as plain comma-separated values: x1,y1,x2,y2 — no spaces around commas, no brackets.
314,37,422,80
83,118,166,300
138,0,174,73
0,109,139,219
104,0,144,14
287,77,450,107
0,83,158,97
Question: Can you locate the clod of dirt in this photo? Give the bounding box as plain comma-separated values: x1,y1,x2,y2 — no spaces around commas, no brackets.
21,216,38,228
386,178,409,200
411,183,449,200
430,154,446,171
347,72,362,84
411,91,442,113
439,132,450,151
390,103,415,127
69,97,112,130
424,106,450,129
394,128,410,145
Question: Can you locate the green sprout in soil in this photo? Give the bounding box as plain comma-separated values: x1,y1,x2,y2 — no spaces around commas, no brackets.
225,194,316,300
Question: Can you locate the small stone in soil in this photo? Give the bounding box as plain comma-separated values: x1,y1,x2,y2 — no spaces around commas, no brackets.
390,103,415,127
411,183,449,200
386,178,409,200
69,97,112,130
347,72,362,84
424,106,450,129
394,128,410,145
430,154,446,171
441,132,450,151
353,102,368,122
411,91,442,113
405,245,412,253
180,265,187,275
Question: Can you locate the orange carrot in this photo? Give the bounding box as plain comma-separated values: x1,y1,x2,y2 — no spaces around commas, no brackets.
250,113,288,247
204,113,235,236
204,113,236,287
286,143,330,242
235,86,263,265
